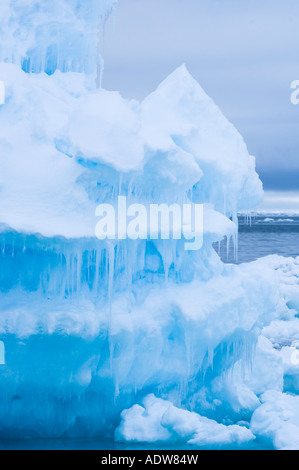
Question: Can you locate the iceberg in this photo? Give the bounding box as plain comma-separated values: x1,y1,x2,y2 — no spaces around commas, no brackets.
0,0,298,450
0,0,117,79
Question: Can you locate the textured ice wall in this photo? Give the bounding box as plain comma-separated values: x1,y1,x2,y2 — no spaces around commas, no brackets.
0,258,278,438
0,0,117,78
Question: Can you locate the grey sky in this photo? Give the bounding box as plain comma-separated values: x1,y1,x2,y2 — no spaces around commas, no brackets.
102,0,299,190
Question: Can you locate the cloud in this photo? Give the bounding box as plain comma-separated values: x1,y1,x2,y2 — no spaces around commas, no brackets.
103,0,299,188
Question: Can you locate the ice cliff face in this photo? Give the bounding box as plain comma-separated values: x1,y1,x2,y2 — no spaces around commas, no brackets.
0,0,117,77
2,1,296,448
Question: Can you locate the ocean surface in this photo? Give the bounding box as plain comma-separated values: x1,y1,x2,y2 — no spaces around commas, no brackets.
217,213,299,264
0,214,297,451
0,437,274,451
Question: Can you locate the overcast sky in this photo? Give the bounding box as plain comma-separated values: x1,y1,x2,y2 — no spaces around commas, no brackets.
102,0,299,190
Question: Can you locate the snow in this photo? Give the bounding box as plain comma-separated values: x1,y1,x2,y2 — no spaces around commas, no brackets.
67,90,144,172
115,394,255,447
263,319,299,348
140,64,263,216
251,391,299,450
226,335,284,400
0,61,262,238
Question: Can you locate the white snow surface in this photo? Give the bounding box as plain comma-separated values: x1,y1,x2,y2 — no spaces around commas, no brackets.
0,63,262,238
251,391,299,450
115,394,255,447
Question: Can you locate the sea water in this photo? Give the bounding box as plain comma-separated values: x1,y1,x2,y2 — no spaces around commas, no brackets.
0,437,274,450
217,214,299,264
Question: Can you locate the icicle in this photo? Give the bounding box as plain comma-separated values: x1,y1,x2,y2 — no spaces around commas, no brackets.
137,240,146,275
172,240,177,279
94,247,100,294
118,174,123,197
107,242,115,311
65,252,70,297
95,3,111,90
76,251,82,295
162,240,173,283
232,208,239,263
223,188,227,217
87,250,90,286
126,242,133,302
184,329,192,377
207,346,214,369
114,381,119,402
107,241,115,378
226,235,230,260
69,254,74,296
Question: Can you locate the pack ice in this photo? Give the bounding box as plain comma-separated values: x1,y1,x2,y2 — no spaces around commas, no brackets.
0,0,299,450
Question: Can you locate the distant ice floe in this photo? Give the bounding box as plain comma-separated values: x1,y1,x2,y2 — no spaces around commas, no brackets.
255,191,299,216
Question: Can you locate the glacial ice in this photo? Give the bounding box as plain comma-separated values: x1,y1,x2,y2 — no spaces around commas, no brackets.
0,0,117,78
0,0,298,449
251,391,299,451
115,394,255,448
116,256,299,449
